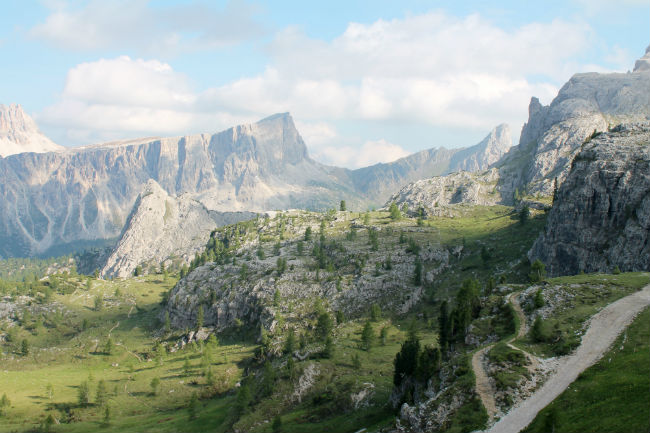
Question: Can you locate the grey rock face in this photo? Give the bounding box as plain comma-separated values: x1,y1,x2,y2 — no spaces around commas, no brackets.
349,124,511,202
0,112,505,259
0,104,63,157
529,123,650,276
634,45,650,72
385,168,501,215
498,66,650,199
100,179,256,278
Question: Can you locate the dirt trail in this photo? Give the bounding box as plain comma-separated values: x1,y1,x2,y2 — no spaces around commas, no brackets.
484,283,650,433
506,294,538,371
473,293,527,421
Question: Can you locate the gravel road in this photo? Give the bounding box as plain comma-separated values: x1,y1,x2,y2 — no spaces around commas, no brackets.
483,283,650,433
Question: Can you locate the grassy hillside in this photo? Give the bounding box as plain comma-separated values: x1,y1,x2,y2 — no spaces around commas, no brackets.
0,205,575,433
522,307,650,433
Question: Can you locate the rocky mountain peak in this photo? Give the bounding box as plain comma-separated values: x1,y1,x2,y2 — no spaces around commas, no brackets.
633,44,650,72
0,103,63,157
450,123,512,172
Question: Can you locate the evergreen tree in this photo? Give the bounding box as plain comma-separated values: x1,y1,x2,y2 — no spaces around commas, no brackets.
370,303,381,321
534,289,545,308
94,295,103,311
439,300,451,351
233,381,251,418
42,414,56,432
340,200,346,211
196,305,204,329
102,406,111,427
304,227,312,241
104,337,114,355
164,311,171,334
393,331,420,386
530,259,546,282
183,355,192,376
284,328,296,355
413,258,423,285
380,326,389,345
20,338,29,356
360,321,374,351
315,312,333,341
352,353,362,370
259,361,276,397
519,205,530,224
272,415,283,433
77,381,90,406
322,335,334,359
188,392,198,420
150,377,160,396
485,277,496,296
96,379,107,406
389,202,401,220
552,177,559,204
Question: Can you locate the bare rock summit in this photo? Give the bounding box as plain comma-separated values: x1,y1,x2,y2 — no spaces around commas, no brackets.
0,104,63,157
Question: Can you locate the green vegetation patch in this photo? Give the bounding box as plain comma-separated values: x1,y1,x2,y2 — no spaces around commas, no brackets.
523,307,650,433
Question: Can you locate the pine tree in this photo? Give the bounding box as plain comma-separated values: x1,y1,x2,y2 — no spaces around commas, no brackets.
315,312,333,341
188,392,198,420
104,337,114,355
360,321,374,351
164,311,171,333
77,381,90,406
150,377,160,396
413,258,422,286
196,305,204,329
272,415,283,433
304,227,312,241
20,338,29,356
284,328,296,355
340,200,346,211
389,202,401,220
102,406,111,426
183,355,192,376
95,379,107,406
370,304,381,321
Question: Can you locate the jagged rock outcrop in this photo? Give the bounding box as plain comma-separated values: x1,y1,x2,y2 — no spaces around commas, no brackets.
385,168,501,216
0,110,508,259
101,179,256,278
634,45,650,72
0,104,63,157
450,124,512,172
497,48,650,199
529,123,650,276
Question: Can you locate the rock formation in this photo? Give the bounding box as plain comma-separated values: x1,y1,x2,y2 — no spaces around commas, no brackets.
0,104,63,157
385,168,500,215
529,123,650,276
0,111,507,260
100,179,256,278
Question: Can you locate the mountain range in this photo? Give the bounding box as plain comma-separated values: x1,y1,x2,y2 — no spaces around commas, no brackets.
0,106,511,261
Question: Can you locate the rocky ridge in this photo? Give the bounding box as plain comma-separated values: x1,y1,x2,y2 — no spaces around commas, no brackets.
529,123,650,276
0,109,508,260
0,104,63,157
100,179,256,278
387,48,650,213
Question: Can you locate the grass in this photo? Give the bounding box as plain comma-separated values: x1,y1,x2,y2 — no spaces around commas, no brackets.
516,273,650,357
522,307,650,433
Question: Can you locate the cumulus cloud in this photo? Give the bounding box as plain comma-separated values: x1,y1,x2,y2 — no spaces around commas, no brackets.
30,0,264,56
41,11,605,166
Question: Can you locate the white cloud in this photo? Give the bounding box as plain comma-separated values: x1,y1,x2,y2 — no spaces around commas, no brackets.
30,0,264,56
313,139,410,168
41,11,605,165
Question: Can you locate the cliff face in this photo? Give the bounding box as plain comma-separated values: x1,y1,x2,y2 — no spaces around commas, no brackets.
498,66,650,200
100,179,256,278
0,110,507,259
0,113,341,258
529,123,650,276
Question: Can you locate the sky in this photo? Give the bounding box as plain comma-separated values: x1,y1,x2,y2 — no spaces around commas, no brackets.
1,0,648,168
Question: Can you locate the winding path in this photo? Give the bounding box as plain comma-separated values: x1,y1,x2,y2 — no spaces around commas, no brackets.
484,283,650,433
472,293,533,421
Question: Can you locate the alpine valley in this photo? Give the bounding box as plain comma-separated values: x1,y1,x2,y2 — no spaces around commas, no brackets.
0,38,649,433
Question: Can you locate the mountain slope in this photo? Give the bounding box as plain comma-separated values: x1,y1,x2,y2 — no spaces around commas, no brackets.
0,104,63,157
0,111,507,259
100,179,257,278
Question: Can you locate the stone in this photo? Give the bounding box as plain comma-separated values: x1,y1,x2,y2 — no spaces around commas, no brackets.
529,123,650,276
0,104,63,157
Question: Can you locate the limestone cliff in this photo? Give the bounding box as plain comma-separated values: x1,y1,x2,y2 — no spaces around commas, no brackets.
529,123,650,276
100,180,256,278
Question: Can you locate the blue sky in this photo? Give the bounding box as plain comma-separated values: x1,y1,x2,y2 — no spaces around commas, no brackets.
1,0,648,167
